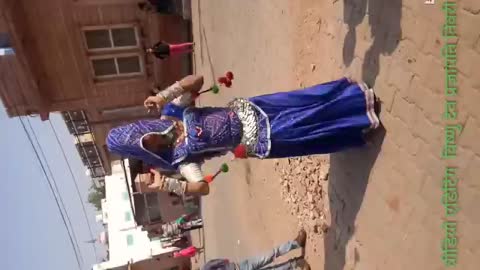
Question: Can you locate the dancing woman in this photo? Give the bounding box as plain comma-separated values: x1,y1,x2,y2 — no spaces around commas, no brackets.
107,75,380,197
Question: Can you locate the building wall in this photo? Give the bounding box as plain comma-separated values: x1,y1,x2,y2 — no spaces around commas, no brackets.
0,0,191,172
5,0,189,111
133,175,189,223
132,254,189,270
156,192,187,222
0,0,44,116
95,159,188,270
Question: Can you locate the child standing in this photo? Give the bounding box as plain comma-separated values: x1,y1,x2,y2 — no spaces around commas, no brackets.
146,41,194,60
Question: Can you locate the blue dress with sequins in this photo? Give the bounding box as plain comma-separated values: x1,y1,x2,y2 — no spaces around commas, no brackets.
107,77,379,170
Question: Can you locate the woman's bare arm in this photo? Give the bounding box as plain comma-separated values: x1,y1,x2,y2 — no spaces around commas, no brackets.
147,75,203,111
148,169,209,196
185,182,210,196
179,162,209,195
178,75,204,94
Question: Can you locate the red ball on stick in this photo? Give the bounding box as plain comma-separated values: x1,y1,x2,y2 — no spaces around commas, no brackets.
233,144,247,159
218,77,228,84
204,175,214,183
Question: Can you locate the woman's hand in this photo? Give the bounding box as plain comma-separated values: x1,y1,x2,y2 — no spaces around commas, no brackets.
148,169,166,190
144,95,167,113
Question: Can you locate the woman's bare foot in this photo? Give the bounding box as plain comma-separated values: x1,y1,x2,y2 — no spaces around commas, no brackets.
363,129,376,145
374,95,382,116
296,259,311,270
294,229,307,248
346,76,357,84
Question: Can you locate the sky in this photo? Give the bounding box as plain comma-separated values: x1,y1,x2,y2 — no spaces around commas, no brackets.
0,106,106,270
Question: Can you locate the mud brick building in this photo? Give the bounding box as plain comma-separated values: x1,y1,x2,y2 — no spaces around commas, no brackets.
0,0,191,174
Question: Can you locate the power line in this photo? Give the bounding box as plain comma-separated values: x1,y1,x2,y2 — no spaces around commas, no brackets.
24,118,84,261
48,120,99,261
2,89,89,268
17,116,83,270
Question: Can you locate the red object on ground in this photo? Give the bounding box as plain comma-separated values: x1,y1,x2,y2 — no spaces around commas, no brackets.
225,80,232,88
204,175,214,183
225,71,234,80
218,77,228,84
233,144,247,158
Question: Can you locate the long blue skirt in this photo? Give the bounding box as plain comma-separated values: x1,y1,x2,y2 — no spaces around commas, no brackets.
249,77,379,158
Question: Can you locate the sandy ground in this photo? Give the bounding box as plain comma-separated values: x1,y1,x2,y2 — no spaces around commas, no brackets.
189,0,480,269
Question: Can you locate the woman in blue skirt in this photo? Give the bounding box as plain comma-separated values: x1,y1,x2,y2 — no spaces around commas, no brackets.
106,75,380,196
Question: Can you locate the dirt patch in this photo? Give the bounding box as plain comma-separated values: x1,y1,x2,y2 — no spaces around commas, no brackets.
275,156,331,246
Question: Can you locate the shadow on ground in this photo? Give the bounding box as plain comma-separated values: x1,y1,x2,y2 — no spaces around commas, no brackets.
342,0,402,86
323,125,386,270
